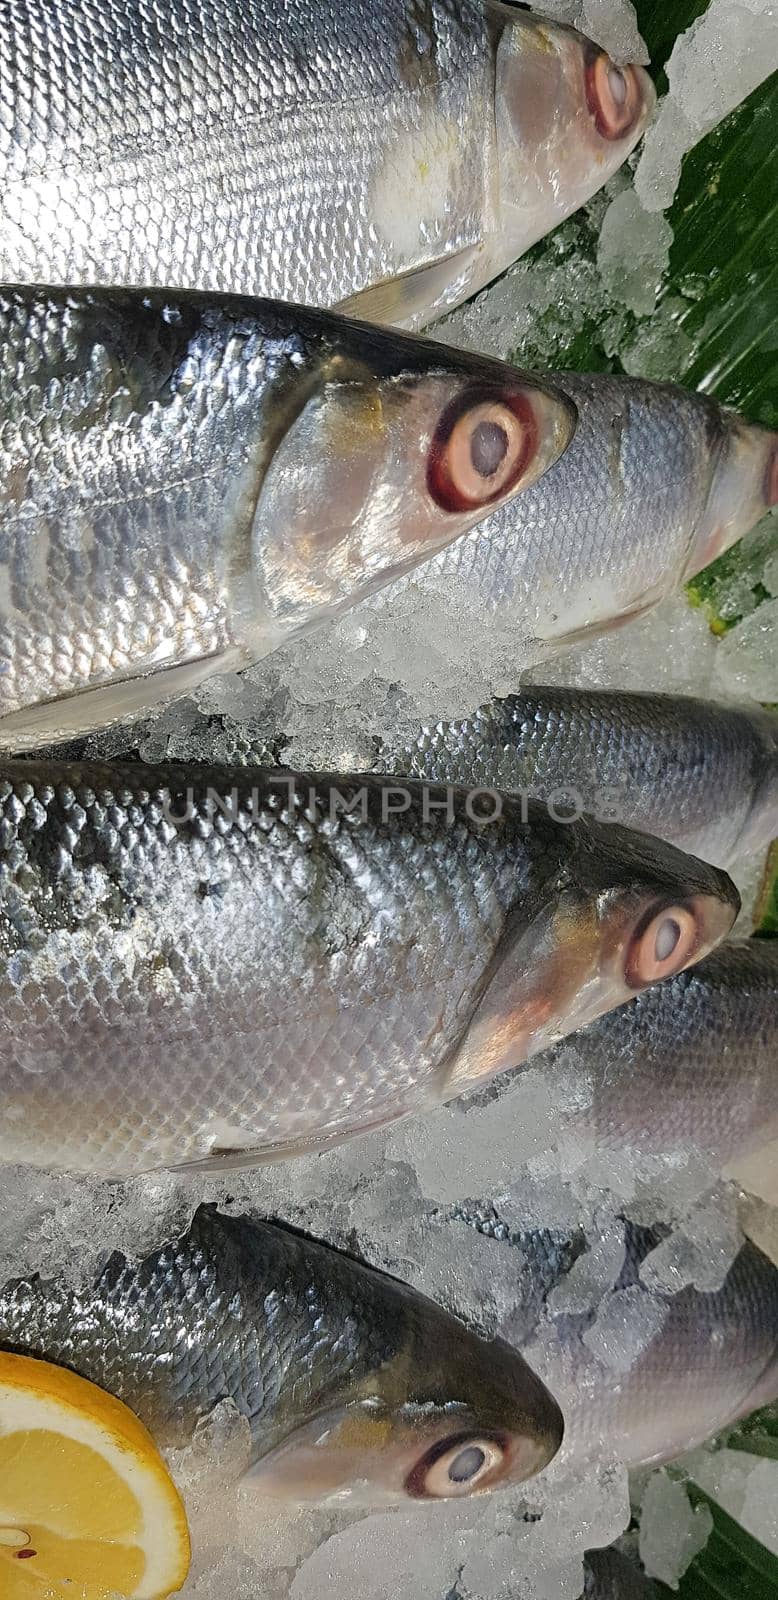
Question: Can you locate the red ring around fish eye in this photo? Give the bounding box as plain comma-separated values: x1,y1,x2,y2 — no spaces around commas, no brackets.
624,902,700,989
405,1432,508,1499
585,50,643,139
427,390,538,513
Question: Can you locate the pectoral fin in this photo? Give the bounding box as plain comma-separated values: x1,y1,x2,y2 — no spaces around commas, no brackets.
334,245,481,330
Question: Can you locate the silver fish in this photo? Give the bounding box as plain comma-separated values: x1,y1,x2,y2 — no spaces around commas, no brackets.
532,940,778,1170
0,761,738,1177
377,687,778,867
458,1212,778,1469
0,1,655,328
0,285,574,747
0,1205,563,1502
363,372,778,648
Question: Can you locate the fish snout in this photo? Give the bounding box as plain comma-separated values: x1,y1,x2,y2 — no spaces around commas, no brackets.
443,837,740,1096
492,8,655,251
686,416,778,577
243,1324,563,1505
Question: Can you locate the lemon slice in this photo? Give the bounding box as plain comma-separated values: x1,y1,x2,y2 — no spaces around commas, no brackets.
0,1351,191,1599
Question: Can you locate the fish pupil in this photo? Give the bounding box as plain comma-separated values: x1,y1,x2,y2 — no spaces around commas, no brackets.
448,1445,486,1482
608,66,627,106
655,916,681,962
470,420,508,479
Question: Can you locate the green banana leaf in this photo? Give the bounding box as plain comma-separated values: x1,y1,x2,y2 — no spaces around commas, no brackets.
652,1480,778,1600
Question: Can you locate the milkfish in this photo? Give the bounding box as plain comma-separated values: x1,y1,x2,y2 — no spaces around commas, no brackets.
0,1205,563,1502
0,284,574,747
0,0,655,327
457,1211,778,1470
362,372,778,651
529,940,778,1171
377,687,778,867
0,761,738,1177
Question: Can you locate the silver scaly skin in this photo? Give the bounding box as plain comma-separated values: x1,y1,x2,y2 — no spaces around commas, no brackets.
0,284,574,747
0,1,654,327
455,1211,778,1470
530,940,778,1169
0,761,738,1177
377,686,778,868
364,372,778,644
0,1206,563,1502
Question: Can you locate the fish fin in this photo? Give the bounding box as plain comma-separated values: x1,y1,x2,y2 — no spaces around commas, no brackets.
171,1108,415,1173
536,595,659,653
334,245,481,329
0,650,246,750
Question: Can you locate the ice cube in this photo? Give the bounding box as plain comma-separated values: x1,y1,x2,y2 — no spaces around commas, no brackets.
527,0,648,63
596,192,673,317
638,1471,713,1588
685,1448,778,1555
386,1071,566,1205
714,599,778,702
581,1285,667,1372
636,0,778,213
546,1218,626,1317
638,1185,744,1295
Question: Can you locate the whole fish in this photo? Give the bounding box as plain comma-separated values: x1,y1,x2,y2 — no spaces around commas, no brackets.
459,1212,778,1469
363,372,778,649
531,940,778,1170
0,284,574,748
0,1,655,328
0,761,738,1177
377,687,778,867
0,1205,563,1502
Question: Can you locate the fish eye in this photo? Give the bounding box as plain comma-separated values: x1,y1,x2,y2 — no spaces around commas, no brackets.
427,391,536,512
624,903,701,989
404,1433,507,1499
585,51,644,140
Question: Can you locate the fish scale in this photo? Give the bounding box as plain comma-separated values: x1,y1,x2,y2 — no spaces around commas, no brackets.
376,685,778,867
0,1,656,325
0,0,489,308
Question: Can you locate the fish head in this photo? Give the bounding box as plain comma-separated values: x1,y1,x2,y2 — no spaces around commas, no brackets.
488,5,655,260
444,812,740,1093
245,1297,562,1505
248,321,576,646
685,410,778,576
